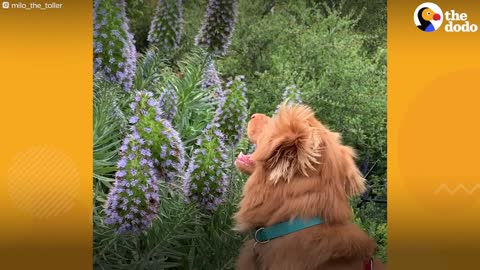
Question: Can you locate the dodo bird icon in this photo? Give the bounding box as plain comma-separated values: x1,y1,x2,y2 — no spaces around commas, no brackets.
416,6,442,32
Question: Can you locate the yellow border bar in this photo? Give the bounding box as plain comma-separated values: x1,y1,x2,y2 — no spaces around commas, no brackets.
1,0,480,269
389,0,480,269
0,1,92,269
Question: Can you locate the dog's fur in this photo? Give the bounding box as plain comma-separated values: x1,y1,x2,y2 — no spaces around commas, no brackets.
234,105,386,270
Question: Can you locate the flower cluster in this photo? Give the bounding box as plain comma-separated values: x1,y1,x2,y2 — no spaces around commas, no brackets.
181,75,248,210
104,133,160,234
132,91,185,182
275,84,302,114
195,0,239,56
201,59,223,98
183,123,229,211
158,86,178,122
217,76,248,147
104,91,185,233
148,0,183,53
94,0,136,91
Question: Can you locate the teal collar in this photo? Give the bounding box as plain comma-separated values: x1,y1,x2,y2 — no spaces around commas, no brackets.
253,217,323,243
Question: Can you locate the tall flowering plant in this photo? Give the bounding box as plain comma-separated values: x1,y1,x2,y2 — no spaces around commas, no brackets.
195,0,239,56
282,84,302,104
182,123,229,211
94,0,136,91
148,0,184,53
158,86,178,123
182,72,248,212
201,59,223,98
105,91,185,233
130,91,185,182
183,91,229,211
217,76,248,147
104,133,160,234
275,84,302,114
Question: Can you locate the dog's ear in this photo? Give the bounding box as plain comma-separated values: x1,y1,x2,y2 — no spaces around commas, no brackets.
336,144,366,197
252,105,321,183
318,130,366,197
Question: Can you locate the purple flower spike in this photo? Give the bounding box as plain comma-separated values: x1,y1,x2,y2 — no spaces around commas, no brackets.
201,59,224,98
104,90,186,234
195,0,238,56
274,84,303,114
148,0,184,53
133,91,185,182
104,131,160,234
215,76,248,147
158,86,178,122
94,0,136,91
183,122,229,211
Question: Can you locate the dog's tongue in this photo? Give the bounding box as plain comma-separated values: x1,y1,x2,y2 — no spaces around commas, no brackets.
237,152,254,165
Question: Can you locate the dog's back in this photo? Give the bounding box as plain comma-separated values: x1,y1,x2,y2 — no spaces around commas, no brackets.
242,223,379,270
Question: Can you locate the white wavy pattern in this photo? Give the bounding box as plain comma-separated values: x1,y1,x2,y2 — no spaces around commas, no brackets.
434,184,480,195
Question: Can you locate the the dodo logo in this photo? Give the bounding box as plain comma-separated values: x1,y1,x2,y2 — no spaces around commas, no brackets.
414,2,443,32
414,2,478,33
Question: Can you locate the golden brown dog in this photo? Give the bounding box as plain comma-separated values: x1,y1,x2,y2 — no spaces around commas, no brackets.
234,105,386,270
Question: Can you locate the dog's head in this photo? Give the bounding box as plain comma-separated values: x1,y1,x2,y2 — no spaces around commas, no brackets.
235,113,271,175
250,104,365,198
247,113,271,144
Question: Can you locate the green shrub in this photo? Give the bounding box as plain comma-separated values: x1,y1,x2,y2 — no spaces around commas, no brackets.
353,199,387,262
93,76,126,205
126,0,158,53
219,0,386,196
219,2,387,263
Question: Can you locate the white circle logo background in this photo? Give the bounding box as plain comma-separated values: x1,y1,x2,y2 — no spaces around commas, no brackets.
414,2,444,31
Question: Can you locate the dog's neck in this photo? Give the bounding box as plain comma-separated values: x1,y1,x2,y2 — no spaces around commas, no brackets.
234,168,354,232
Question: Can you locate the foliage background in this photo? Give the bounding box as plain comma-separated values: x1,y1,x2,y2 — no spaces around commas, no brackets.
95,0,387,269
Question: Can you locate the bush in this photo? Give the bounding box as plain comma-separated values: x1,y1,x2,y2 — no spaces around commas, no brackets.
219,0,387,261
126,0,158,53
219,0,386,197
93,76,126,206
